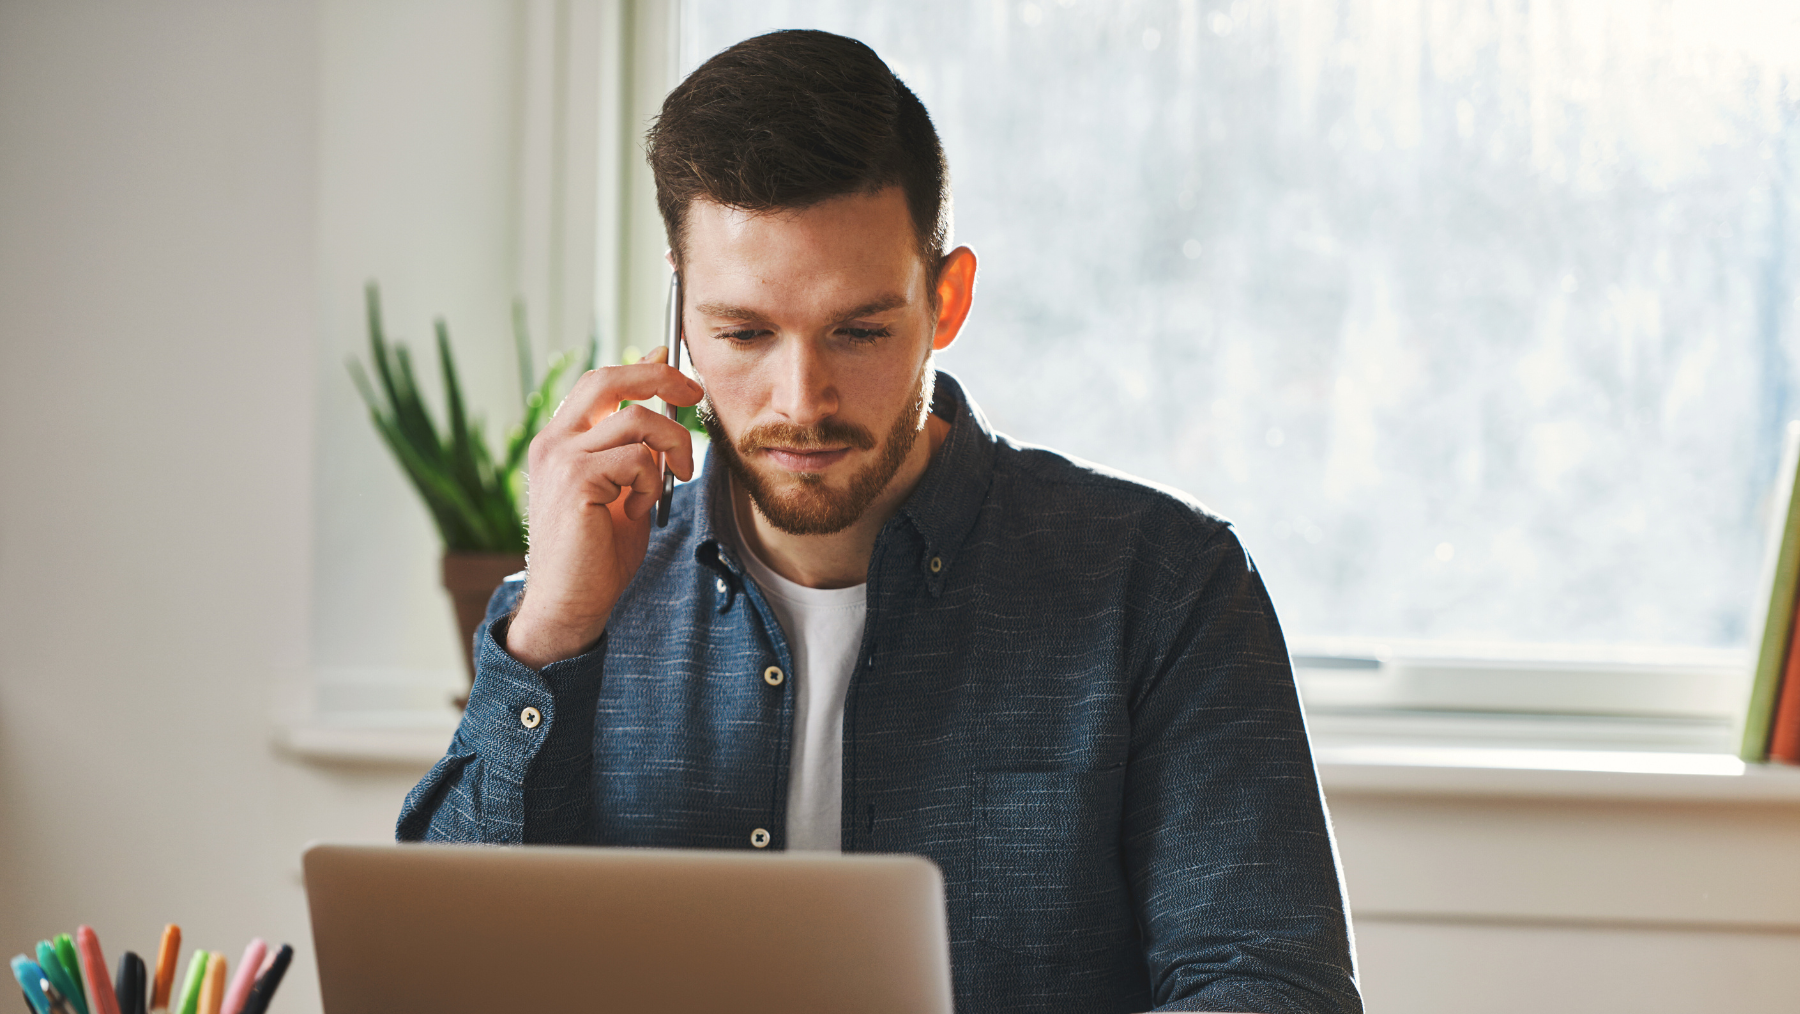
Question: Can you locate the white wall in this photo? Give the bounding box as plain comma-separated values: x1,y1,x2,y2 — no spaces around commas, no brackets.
0,4,447,1011
4,5,1799,1014
1333,788,1800,1009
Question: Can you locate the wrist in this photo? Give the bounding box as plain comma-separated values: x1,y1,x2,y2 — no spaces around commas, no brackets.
505,594,608,669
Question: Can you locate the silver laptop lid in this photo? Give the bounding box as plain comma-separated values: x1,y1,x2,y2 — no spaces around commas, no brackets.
303,843,953,1014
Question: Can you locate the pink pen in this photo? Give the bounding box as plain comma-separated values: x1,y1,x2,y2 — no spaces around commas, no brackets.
74,926,122,1014
219,940,265,1014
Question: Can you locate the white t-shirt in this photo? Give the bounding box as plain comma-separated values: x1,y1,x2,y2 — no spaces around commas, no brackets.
732,511,866,852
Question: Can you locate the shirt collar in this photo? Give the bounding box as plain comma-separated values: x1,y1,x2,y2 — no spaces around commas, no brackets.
687,368,997,595
898,370,997,595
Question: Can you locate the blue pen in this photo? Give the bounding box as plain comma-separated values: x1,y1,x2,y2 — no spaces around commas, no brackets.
47,940,81,1014
9,957,49,1014
29,950,80,1014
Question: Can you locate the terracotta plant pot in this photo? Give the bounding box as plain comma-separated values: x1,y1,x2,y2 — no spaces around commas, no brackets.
441,550,526,705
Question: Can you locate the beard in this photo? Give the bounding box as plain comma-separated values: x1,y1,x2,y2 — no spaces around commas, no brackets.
701,363,935,536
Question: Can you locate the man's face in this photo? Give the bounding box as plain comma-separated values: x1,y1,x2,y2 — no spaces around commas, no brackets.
681,187,939,535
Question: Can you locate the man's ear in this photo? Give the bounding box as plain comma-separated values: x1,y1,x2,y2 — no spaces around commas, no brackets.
931,246,978,352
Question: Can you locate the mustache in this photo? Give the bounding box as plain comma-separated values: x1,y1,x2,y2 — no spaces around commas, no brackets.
729,417,878,455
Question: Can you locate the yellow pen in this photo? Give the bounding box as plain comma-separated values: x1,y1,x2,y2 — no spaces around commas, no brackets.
195,955,225,1014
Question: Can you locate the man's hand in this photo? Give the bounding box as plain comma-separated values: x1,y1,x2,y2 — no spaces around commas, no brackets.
506,349,704,669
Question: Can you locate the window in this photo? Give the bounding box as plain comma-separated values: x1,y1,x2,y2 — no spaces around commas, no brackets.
679,0,1800,727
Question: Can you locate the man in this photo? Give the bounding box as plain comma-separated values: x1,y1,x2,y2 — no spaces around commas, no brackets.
400,29,1360,1014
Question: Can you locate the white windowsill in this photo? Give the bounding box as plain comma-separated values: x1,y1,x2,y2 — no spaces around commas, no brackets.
1315,744,1800,802
271,708,1800,804
275,716,458,767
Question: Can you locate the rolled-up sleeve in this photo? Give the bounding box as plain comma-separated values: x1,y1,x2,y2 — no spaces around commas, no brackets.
396,580,605,845
1127,526,1361,1013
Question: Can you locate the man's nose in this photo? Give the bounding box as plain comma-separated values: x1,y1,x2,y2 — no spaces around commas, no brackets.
769,337,839,425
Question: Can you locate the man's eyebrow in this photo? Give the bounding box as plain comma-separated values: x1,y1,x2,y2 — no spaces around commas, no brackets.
692,294,910,322
833,294,909,319
693,301,765,320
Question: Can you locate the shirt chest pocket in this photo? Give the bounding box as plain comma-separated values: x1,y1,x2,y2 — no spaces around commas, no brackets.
973,769,1131,964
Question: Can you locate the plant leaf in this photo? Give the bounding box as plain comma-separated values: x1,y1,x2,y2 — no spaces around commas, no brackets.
436,318,484,502
388,343,443,470
363,284,410,438
360,402,483,548
348,282,551,553
379,410,501,549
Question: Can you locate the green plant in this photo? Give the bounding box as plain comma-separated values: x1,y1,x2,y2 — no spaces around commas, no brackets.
348,282,594,553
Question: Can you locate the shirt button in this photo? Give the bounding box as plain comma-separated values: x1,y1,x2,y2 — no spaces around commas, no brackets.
929,556,944,573
750,828,771,848
716,577,728,593
763,665,785,687
519,706,542,729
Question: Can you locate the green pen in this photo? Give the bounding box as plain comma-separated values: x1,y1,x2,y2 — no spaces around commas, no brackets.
49,938,84,1014
33,944,83,1014
174,952,207,1014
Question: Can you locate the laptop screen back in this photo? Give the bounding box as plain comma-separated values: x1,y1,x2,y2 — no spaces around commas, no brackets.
302,843,954,1014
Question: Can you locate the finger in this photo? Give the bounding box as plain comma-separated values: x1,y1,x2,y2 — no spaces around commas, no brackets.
573,403,698,481
562,442,661,509
551,362,703,432
621,485,660,521
610,447,665,517
639,345,668,364
556,362,700,426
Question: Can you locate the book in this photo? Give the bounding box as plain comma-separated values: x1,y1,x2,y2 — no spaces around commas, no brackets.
1741,420,1800,761
1769,589,1800,762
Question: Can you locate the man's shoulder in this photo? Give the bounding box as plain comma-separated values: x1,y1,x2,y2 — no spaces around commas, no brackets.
987,435,1234,550
956,436,1258,620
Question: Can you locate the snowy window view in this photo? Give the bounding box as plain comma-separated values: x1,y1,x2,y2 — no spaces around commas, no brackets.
680,1,1800,655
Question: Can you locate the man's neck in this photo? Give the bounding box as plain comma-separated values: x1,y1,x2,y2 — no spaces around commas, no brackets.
732,413,952,589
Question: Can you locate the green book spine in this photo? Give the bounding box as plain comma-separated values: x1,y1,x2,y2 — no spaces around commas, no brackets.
1741,420,1800,761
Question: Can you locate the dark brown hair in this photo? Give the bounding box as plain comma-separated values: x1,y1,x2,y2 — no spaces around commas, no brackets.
647,30,950,275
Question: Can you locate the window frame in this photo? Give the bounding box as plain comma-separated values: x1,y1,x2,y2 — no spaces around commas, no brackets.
287,0,1765,768
658,1,1761,742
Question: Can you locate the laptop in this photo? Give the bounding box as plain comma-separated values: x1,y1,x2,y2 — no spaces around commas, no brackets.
302,842,955,1014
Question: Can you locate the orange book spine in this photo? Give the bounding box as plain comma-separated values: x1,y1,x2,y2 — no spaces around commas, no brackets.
1769,591,1800,763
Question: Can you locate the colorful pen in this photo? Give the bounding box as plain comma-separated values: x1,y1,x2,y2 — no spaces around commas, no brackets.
72,929,118,1014
171,954,204,1014
193,957,222,1014
48,941,82,1014
10,958,49,1014
148,928,178,1014
31,949,80,1014
216,942,261,1014
235,946,288,1014
113,953,145,1014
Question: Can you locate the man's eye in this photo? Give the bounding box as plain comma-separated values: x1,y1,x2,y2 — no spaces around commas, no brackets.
840,326,892,343
717,328,766,342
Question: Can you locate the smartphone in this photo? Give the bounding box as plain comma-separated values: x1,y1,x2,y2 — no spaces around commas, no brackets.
657,269,684,528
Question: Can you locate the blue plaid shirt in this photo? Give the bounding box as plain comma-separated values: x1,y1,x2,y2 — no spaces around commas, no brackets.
399,372,1360,1014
